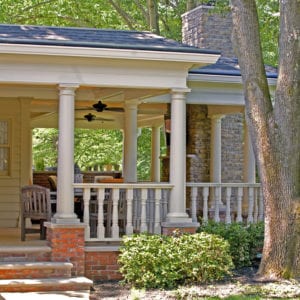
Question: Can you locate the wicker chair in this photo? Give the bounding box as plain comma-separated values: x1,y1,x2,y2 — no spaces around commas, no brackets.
20,185,52,241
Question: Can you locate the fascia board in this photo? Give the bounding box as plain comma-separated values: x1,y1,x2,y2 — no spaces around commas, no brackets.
0,43,219,65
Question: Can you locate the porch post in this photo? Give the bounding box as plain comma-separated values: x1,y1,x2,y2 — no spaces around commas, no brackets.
165,89,192,224
210,114,224,208
151,125,161,182
123,100,138,183
53,84,79,223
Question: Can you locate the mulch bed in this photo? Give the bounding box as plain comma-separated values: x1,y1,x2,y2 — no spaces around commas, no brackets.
90,267,300,300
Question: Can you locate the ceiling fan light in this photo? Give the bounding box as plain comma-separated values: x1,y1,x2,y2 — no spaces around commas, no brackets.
93,100,107,112
84,113,96,122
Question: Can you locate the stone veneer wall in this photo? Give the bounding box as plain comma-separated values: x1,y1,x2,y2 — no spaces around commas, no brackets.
186,104,211,183
221,114,244,182
182,5,234,57
183,5,244,187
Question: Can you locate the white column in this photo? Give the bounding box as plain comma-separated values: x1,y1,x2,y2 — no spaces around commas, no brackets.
151,126,161,182
244,121,256,183
123,100,138,183
210,114,224,184
53,84,79,223
166,89,192,223
210,114,224,208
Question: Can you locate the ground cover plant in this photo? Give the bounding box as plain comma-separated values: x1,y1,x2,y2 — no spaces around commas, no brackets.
197,221,264,268
118,231,234,289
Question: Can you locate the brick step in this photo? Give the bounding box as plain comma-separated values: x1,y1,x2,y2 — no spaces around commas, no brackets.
0,246,52,262
0,276,93,292
0,261,73,279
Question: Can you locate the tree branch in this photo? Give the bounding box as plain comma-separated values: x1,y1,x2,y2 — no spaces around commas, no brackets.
107,0,136,30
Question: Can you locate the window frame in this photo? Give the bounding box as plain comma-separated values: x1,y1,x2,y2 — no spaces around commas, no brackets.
0,118,11,176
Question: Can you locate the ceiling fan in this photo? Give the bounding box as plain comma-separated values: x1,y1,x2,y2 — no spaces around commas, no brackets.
75,113,114,122
76,100,124,113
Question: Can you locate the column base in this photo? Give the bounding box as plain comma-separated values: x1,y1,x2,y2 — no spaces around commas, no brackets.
161,221,199,236
52,212,80,224
51,217,80,224
165,212,192,223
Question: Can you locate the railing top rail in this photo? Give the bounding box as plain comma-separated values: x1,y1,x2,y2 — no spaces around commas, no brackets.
73,182,174,189
186,182,261,188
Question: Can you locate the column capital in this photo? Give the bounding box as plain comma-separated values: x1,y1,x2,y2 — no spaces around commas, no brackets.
171,88,191,94
171,88,191,100
124,99,139,109
210,114,225,121
58,84,79,95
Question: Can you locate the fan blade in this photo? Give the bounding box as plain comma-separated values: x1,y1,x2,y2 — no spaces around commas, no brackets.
75,117,114,122
105,107,124,112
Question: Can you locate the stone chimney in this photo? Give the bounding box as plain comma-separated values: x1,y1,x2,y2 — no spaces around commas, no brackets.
182,5,235,58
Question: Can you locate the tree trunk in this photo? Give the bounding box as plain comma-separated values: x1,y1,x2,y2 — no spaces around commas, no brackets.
147,0,160,34
230,0,300,280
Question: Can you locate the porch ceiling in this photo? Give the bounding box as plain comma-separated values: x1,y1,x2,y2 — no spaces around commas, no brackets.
25,85,169,129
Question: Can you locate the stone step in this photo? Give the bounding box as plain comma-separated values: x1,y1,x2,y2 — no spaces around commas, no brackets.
0,276,93,293
0,262,73,279
0,291,90,300
0,246,52,262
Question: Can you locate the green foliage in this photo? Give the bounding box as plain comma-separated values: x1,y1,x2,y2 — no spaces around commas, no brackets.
118,232,233,289
33,127,167,180
197,221,264,268
0,0,185,41
32,128,58,170
33,128,123,171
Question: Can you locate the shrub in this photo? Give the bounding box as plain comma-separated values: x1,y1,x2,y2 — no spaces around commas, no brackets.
197,221,264,268
118,232,233,289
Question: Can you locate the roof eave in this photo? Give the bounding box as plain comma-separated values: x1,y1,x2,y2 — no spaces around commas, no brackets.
188,73,277,85
0,42,220,65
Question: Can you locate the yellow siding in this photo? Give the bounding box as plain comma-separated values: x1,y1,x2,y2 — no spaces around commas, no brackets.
0,98,31,227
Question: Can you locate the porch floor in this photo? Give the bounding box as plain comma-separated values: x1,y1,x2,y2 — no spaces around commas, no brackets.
0,227,47,247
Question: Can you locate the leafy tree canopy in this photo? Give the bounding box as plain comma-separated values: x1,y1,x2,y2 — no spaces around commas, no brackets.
0,0,279,65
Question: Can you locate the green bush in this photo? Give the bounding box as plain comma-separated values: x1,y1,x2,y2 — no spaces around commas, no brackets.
197,221,264,268
118,232,233,289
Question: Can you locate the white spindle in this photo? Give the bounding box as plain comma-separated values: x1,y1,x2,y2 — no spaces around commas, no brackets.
247,187,254,223
225,187,232,224
191,187,198,222
154,189,161,234
111,188,119,238
83,188,91,239
126,189,134,235
253,188,258,222
132,190,139,230
258,188,264,221
97,188,105,239
214,187,220,222
236,187,243,222
140,189,148,232
202,187,209,223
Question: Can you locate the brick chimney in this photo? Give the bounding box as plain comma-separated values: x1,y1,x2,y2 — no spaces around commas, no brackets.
182,5,235,58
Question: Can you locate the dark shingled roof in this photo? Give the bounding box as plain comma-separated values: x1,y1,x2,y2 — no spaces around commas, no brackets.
0,24,219,54
190,57,277,78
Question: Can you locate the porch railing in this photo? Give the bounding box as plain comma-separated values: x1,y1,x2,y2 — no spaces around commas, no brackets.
73,183,173,242
186,182,264,224
72,182,263,242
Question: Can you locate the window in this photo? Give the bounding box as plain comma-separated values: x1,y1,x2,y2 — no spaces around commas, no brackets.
0,120,10,176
